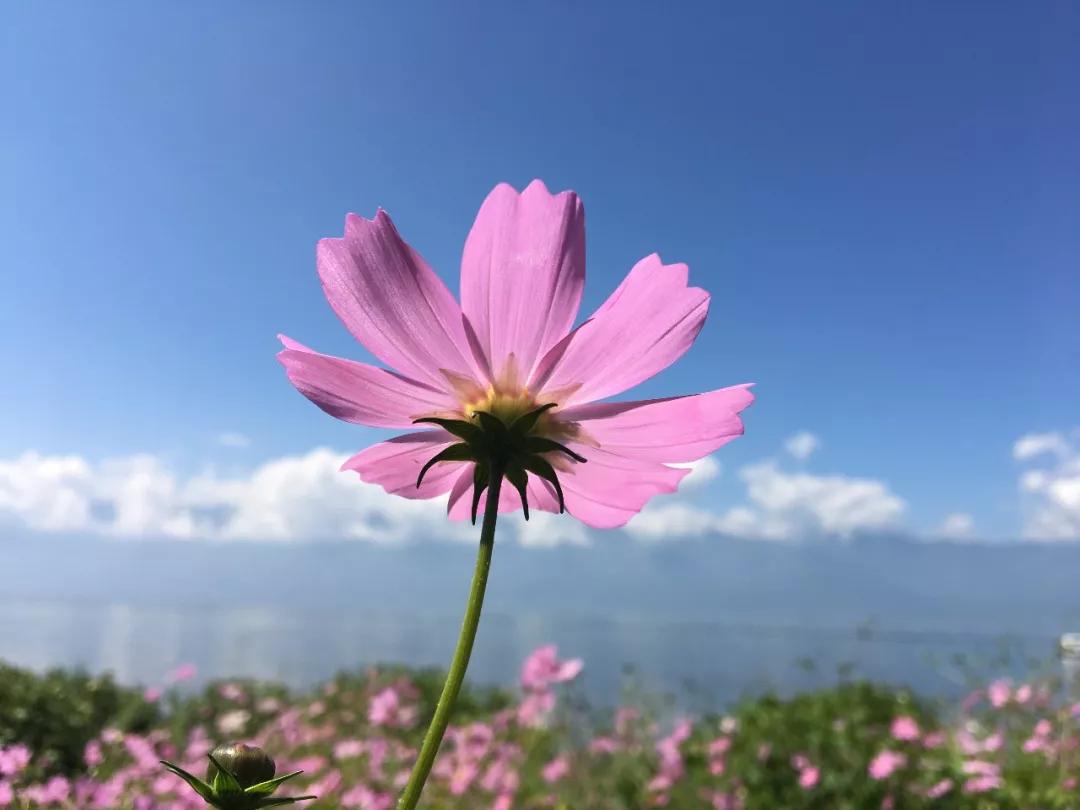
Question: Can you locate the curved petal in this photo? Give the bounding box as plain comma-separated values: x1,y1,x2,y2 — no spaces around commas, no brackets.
317,210,479,390
560,385,755,462
341,431,465,499
277,336,458,428
533,254,708,406
557,446,691,529
460,180,586,382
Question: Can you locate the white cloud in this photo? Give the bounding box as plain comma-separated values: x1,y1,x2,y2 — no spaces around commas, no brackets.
784,431,821,461
936,512,975,539
626,460,905,542
671,455,721,487
217,432,252,449
1013,432,1068,461
0,448,477,545
1015,430,1080,541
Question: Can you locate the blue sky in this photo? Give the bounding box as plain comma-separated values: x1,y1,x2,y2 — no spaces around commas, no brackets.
3,2,1078,544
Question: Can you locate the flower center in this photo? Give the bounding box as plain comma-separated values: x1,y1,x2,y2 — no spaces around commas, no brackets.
463,387,544,433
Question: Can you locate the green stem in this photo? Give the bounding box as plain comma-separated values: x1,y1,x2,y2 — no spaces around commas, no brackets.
396,468,503,810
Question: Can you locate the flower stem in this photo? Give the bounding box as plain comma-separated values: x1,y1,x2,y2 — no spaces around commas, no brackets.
396,467,503,810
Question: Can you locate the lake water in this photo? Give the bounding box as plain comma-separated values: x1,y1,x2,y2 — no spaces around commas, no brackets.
0,596,1062,711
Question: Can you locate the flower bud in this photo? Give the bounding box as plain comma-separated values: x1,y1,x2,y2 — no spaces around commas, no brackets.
207,743,275,789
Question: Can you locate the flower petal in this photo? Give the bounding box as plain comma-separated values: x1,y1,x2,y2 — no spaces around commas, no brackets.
317,210,479,390
533,254,708,405
460,180,586,382
277,336,457,428
557,446,691,529
342,431,465,499
560,385,755,462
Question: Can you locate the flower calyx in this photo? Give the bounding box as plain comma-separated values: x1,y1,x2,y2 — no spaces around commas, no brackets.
415,402,586,523
161,743,315,810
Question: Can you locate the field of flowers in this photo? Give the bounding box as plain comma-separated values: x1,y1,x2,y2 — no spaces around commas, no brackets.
2,646,1078,809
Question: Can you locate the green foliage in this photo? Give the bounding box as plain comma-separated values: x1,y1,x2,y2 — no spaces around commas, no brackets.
0,661,157,779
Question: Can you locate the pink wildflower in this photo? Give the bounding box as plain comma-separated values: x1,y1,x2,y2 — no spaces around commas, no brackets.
1014,683,1033,704
143,686,163,702
964,775,1002,794
542,755,570,783
278,181,753,528
334,739,365,760
798,766,820,789
922,731,946,749
165,663,197,684
517,689,556,728
926,779,953,798
890,716,920,741
521,645,583,691
868,750,906,780
589,736,619,754
987,679,1011,708
0,781,12,806
0,745,31,777
368,687,417,728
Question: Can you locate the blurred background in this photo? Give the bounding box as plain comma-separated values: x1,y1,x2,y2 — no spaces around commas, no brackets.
3,2,1079,707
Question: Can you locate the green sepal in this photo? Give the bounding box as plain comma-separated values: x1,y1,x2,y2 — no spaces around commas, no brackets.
209,753,243,798
522,455,566,514
416,443,474,488
253,797,317,809
505,464,530,520
470,460,489,525
472,411,508,439
413,417,482,443
161,760,217,804
510,402,557,437
245,770,304,796
523,436,587,463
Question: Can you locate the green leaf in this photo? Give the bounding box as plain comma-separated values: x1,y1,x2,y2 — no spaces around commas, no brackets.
523,436,587,463
522,456,566,514
245,771,304,796
416,443,474,488
208,753,243,797
505,464,530,520
510,402,558,436
161,760,218,804
254,796,317,808
413,417,482,442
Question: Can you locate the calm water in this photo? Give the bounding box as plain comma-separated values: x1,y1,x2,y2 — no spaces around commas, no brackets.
0,597,1060,710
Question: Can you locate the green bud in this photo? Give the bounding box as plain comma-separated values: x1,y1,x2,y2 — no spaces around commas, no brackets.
207,743,275,789
161,741,314,810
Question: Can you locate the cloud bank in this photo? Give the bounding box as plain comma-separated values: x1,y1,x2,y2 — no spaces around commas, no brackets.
1014,431,1080,540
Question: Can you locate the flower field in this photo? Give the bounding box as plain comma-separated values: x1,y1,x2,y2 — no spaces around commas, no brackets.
2,647,1078,809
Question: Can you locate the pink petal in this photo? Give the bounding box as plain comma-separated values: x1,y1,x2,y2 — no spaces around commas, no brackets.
533,254,708,406
557,446,691,528
342,431,464,499
277,336,457,428
560,385,755,462
317,210,479,390
460,180,585,382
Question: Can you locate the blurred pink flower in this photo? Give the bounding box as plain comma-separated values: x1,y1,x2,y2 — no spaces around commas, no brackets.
868,750,906,780
143,686,163,702
798,766,820,789
890,716,920,741
542,755,570,783
218,683,246,702
589,736,619,755
0,745,31,777
1014,683,1033,704
0,781,12,806
165,663,198,684
926,779,953,799
963,775,1002,794
84,741,104,768
368,687,418,729
521,645,583,691
987,679,1011,708
922,731,946,749
333,740,365,760
517,689,556,728
278,181,753,528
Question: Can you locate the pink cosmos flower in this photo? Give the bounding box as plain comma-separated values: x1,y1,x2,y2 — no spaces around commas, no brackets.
521,645,583,691
279,181,753,528
890,716,920,741
798,766,820,789
926,779,953,799
165,663,198,684
867,750,906,780
541,755,570,783
987,679,1011,708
